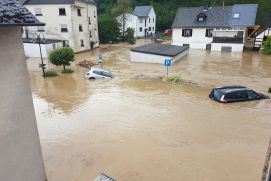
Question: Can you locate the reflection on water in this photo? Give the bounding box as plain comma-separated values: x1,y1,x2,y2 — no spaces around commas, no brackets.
28,40,271,181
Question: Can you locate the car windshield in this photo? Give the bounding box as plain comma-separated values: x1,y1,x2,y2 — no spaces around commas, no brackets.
213,90,223,100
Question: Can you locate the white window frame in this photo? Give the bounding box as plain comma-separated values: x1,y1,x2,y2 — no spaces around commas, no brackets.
61,24,68,32
35,8,42,16
37,26,44,32
233,13,240,19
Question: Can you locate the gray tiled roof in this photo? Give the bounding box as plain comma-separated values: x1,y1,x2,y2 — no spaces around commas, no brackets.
0,0,44,26
132,6,153,17
172,4,258,28
24,0,95,5
130,43,189,57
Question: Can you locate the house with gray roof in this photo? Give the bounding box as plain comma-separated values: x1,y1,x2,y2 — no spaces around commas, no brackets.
171,4,259,52
21,0,99,53
0,0,47,180
117,6,156,37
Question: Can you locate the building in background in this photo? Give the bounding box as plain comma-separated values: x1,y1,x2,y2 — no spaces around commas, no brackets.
0,0,47,180
21,0,99,53
172,4,259,52
117,6,156,38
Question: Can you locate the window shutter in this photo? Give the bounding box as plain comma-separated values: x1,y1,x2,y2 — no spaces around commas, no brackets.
182,29,184,36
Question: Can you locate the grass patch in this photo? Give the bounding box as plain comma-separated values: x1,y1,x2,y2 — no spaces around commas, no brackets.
44,70,58,77
269,87,271,93
61,69,74,74
165,75,184,84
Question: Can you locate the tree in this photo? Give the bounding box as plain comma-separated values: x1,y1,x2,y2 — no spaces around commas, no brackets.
262,36,271,54
49,47,74,70
98,14,121,43
111,0,133,40
124,27,135,44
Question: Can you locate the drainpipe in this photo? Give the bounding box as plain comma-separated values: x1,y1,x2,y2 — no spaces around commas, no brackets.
71,4,77,51
86,3,91,50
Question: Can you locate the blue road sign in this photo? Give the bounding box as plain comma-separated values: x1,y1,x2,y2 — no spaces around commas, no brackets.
164,59,172,67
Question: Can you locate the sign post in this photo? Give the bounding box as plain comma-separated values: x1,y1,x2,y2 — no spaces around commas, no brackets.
164,59,172,77
97,54,103,69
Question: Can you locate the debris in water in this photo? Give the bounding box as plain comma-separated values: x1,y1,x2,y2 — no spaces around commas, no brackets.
94,173,116,181
78,60,98,68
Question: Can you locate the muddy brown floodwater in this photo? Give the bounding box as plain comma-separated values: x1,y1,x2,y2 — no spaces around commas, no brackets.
27,39,271,181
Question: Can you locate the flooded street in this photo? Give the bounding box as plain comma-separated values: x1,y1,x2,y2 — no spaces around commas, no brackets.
27,40,271,181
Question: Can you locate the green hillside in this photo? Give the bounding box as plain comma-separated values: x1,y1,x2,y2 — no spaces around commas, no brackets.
95,0,271,31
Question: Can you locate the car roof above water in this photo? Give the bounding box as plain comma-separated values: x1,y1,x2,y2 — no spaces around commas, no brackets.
214,86,248,94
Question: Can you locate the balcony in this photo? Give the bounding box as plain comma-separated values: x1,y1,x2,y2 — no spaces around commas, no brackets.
212,37,243,44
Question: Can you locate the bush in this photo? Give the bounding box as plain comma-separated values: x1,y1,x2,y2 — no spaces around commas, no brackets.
263,36,271,54
165,75,183,84
49,47,75,70
44,70,58,77
269,87,271,93
124,27,135,44
61,68,74,74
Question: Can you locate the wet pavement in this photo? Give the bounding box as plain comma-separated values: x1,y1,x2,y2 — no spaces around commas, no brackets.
27,39,271,181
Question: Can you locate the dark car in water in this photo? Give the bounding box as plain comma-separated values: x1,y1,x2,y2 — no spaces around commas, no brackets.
209,86,269,103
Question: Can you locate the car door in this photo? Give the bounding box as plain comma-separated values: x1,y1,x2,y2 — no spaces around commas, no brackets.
93,70,104,78
247,90,260,100
225,91,248,102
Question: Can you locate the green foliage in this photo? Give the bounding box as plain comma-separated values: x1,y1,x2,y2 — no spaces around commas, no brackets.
97,0,271,31
44,70,58,77
269,87,271,93
49,47,74,70
61,68,74,74
165,75,184,84
124,27,136,44
98,14,121,43
262,36,271,54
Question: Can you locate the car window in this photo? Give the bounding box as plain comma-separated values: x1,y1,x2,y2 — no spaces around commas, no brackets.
225,91,248,99
225,92,237,99
103,72,113,78
93,70,102,75
238,91,248,99
247,90,259,99
213,90,223,100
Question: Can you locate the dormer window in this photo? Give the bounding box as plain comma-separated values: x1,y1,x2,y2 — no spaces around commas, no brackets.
197,13,207,22
234,13,240,19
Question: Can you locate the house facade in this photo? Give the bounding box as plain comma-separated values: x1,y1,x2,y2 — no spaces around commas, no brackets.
22,0,99,53
172,4,258,52
117,6,156,37
0,0,46,180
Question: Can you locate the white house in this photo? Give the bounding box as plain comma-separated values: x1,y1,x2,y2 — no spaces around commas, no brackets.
255,26,271,48
0,0,46,180
21,0,99,53
117,6,156,37
172,4,259,52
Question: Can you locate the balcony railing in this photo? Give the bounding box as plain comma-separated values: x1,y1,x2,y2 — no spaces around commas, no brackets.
212,37,243,44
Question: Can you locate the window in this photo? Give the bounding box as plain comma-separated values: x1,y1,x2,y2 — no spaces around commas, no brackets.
63,40,69,47
198,17,204,22
205,29,213,37
59,8,66,16
197,13,207,22
88,17,91,24
79,24,83,32
140,19,143,23
94,11,96,18
61,24,68,32
149,18,150,23
37,26,44,32
149,27,151,31
35,8,42,16
234,13,240,19
152,27,154,31
247,90,259,99
153,18,154,23
182,29,192,37
80,39,84,47
89,30,92,38
139,27,142,32
77,9,81,16
183,44,190,48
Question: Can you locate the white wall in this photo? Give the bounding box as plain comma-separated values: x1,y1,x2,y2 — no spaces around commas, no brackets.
0,27,46,181
117,13,137,36
23,42,62,58
136,8,156,37
211,43,244,52
172,28,213,49
24,1,99,53
130,50,188,64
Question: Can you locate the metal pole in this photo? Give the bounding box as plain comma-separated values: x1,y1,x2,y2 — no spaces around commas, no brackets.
167,66,168,77
38,36,46,78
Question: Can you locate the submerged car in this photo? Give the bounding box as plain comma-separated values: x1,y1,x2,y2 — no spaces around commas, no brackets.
209,86,269,103
85,69,114,79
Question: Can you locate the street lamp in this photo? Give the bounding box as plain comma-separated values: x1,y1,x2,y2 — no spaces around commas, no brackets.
33,33,46,78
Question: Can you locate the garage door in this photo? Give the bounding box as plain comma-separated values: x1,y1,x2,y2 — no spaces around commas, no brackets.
221,46,232,52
